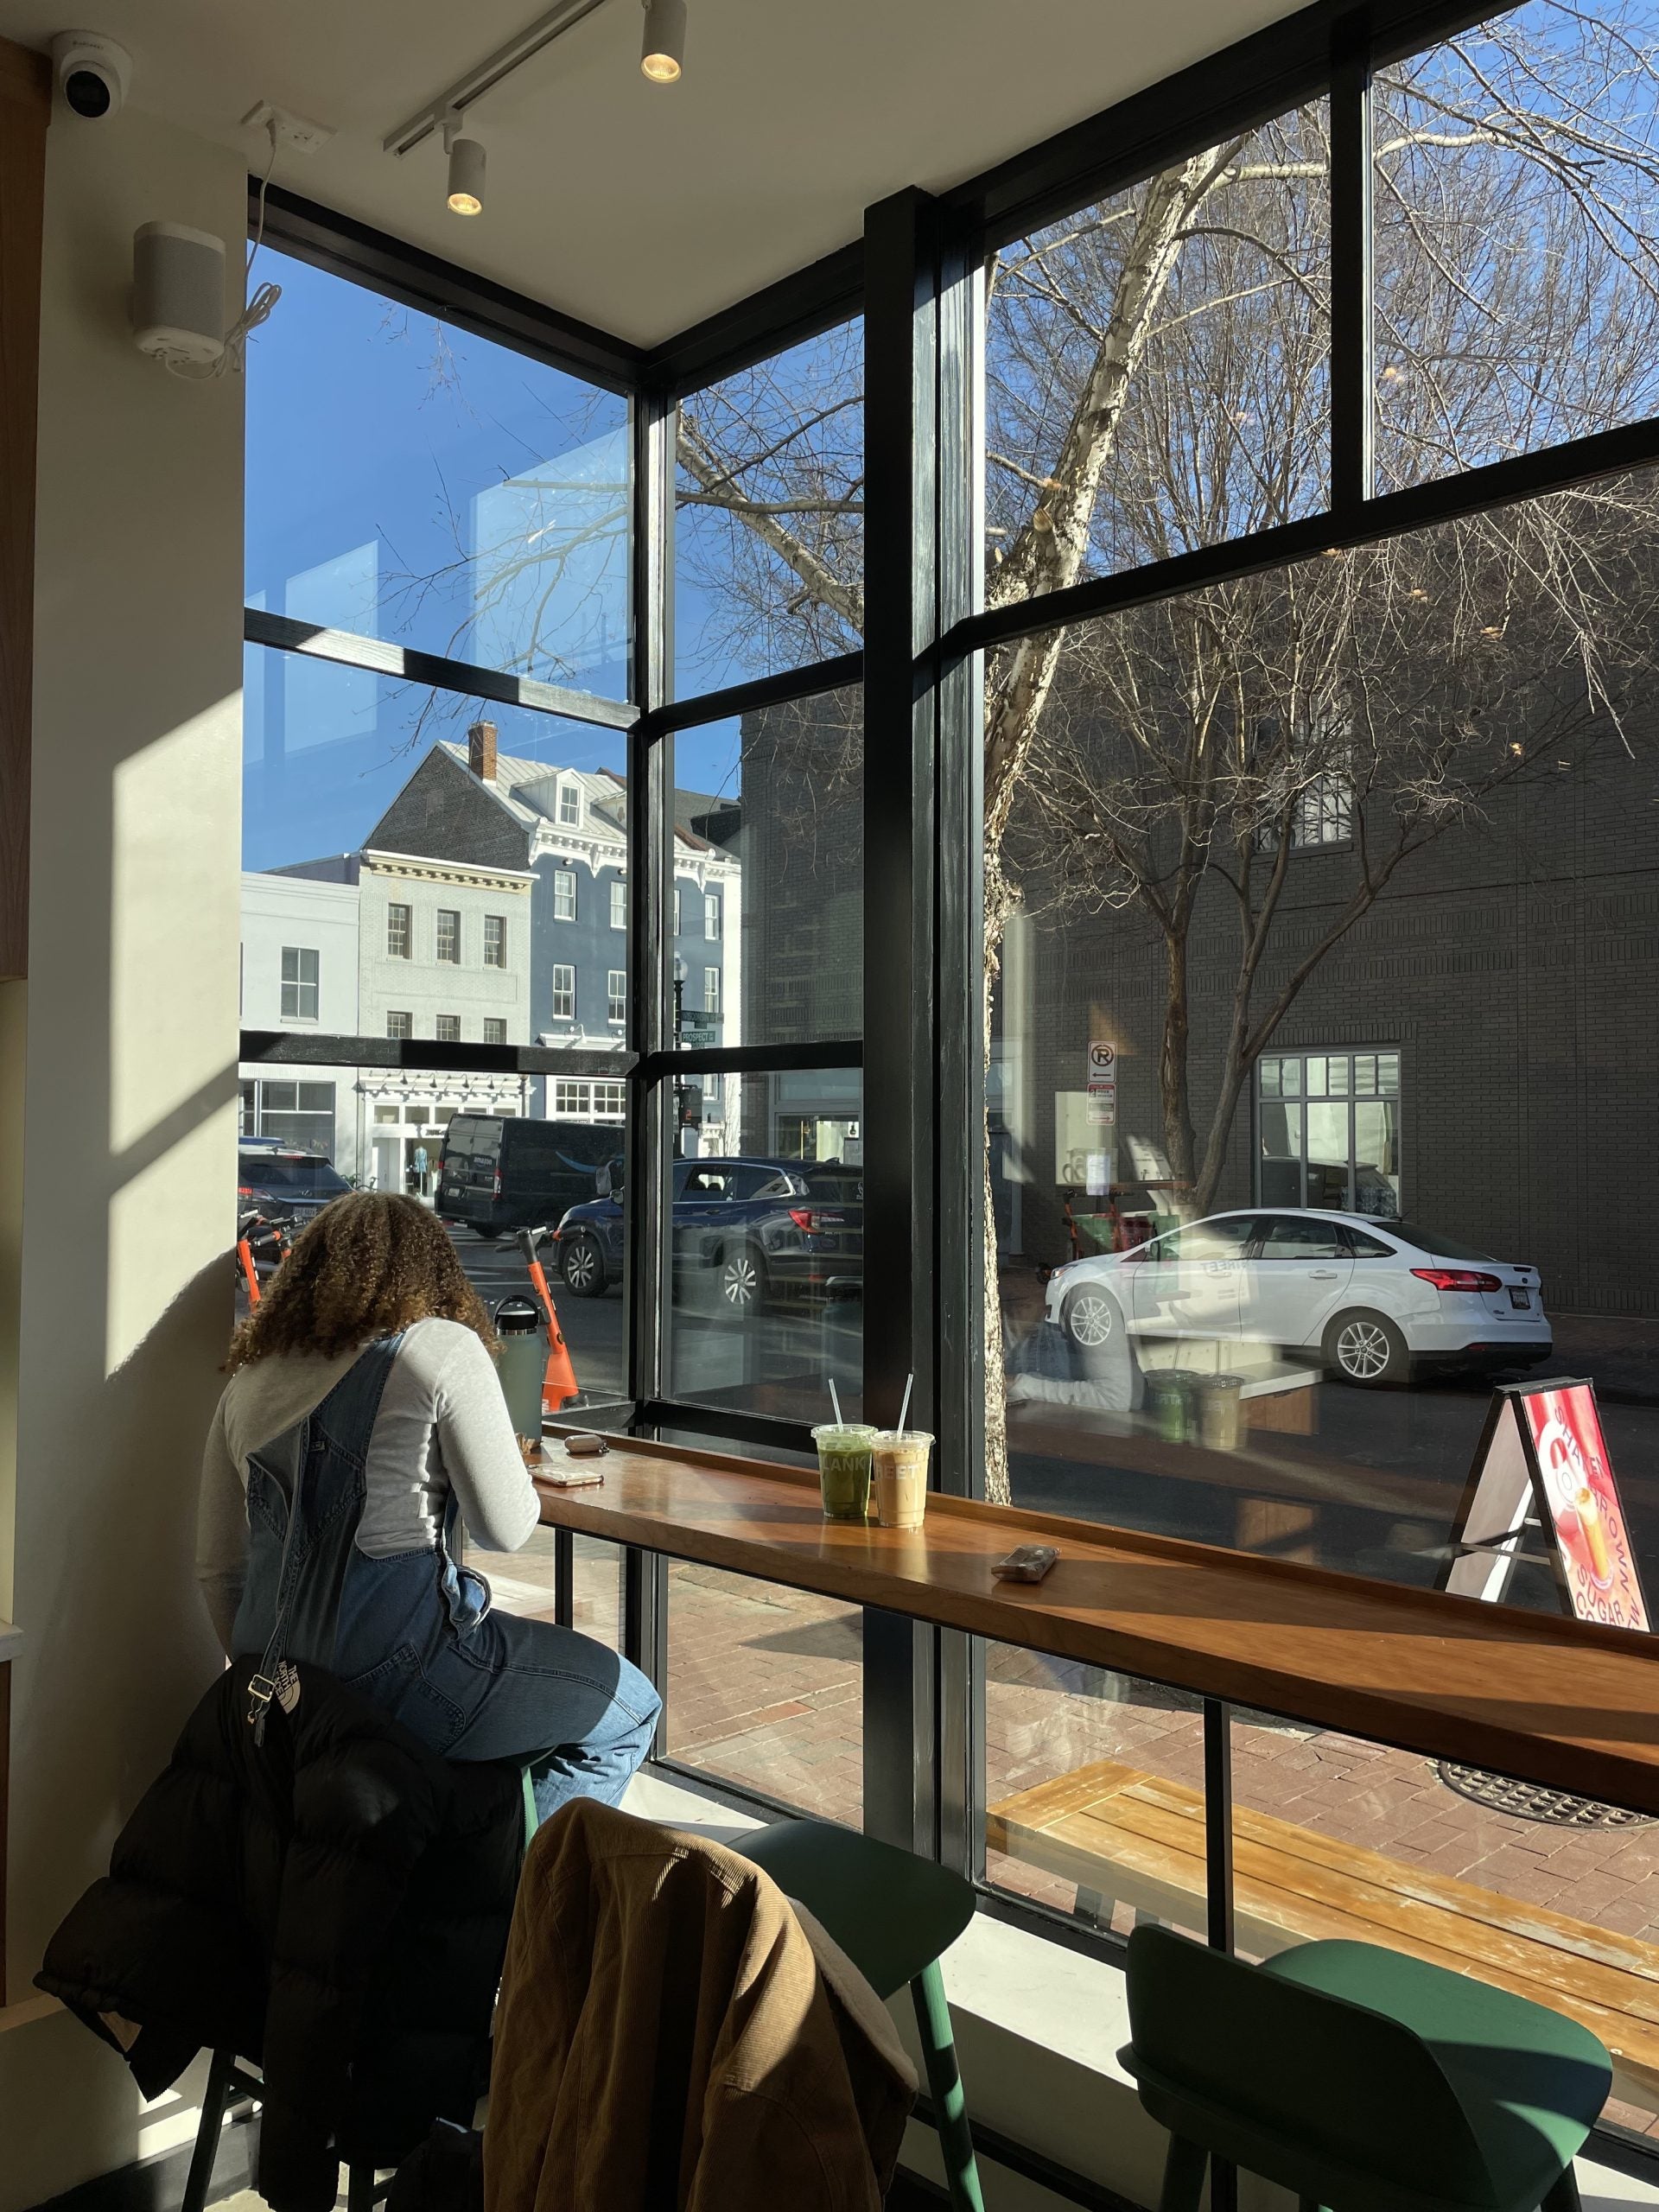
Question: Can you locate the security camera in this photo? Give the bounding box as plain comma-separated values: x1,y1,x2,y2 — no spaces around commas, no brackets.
52,31,131,120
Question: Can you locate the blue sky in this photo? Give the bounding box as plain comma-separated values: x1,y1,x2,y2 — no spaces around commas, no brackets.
244,248,742,868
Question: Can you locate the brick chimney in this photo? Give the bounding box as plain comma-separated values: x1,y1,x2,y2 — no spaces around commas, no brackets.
467,719,497,784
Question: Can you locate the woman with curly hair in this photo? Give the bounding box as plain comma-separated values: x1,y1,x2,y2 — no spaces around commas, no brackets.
196,1192,658,1817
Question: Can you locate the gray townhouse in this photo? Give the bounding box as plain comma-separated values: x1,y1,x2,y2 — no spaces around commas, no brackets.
364,721,743,1145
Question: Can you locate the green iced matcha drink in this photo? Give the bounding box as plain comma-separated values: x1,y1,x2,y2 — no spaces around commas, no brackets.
811,1423,876,1521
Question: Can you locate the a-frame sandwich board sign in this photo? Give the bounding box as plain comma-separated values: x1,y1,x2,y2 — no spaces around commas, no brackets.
1442,1377,1648,1631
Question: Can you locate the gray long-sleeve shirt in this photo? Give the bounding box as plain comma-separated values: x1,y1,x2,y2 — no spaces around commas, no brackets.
196,1317,538,1651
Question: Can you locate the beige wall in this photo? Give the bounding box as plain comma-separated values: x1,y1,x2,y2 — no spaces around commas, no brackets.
0,99,243,2208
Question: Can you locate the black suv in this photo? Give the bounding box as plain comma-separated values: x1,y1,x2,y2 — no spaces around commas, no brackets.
553,1155,863,1314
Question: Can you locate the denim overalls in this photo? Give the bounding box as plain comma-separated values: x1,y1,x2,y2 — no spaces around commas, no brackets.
232,1333,660,1820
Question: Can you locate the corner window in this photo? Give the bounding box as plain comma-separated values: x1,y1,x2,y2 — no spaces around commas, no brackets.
387,902,410,958
435,909,461,963
551,964,575,1020
483,914,506,968
279,945,319,1021
554,870,578,922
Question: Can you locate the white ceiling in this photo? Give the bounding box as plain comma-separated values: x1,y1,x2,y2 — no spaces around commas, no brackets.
0,0,1306,346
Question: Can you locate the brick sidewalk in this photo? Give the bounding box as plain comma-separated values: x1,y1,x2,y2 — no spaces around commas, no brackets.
473,1527,1659,2135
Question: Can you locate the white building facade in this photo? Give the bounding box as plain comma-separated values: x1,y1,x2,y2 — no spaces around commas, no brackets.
356,849,536,1194
238,869,365,1179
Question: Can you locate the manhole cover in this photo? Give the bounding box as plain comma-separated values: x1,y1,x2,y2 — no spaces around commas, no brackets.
1437,1763,1655,1828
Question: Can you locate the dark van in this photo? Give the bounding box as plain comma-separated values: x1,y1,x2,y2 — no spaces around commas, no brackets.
437,1115,621,1237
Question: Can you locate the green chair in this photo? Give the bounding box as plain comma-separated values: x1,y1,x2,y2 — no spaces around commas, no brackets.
736,1818,985,2212
1121,1927,1611,2212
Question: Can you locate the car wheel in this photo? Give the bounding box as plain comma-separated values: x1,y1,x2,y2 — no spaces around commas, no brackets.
1064,1285,1122,1351
561,1236,607,1298
718,1246,766,1318
1323,1309,1409,1387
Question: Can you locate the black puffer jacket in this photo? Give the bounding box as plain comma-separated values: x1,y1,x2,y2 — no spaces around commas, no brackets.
38,1659,525,2212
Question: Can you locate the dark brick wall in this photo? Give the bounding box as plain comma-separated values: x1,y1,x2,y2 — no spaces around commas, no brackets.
1007,745,1659,1315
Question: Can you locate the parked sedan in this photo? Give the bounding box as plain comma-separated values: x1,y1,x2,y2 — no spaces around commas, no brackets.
553,1155,863,1315
1042,1209,1551,1386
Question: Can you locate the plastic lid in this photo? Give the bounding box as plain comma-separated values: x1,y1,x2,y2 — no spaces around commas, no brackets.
494,1294,543,1333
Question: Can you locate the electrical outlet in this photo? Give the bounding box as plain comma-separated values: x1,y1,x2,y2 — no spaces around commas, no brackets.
241,100,334,156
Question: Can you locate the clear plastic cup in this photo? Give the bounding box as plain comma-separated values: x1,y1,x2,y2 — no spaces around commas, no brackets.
871,1430,933,1530
811,1423,876,1522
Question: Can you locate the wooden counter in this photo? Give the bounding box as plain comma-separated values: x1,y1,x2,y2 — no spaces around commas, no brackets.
533,1435,1659,1816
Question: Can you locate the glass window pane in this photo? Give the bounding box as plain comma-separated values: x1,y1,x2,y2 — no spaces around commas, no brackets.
665,1070,862,1423
984,100,1330,608
247,249,630,697
985,1652,1208,1937
666,1548,861,1827
669,687,862,1049
465,1529,625,1652
988,464,1659,1613
674,319,863,696
1376,7,1659,491
243,644,626,873
1258,1101,1303,1205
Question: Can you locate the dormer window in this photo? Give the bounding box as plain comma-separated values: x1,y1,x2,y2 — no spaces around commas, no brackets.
558,779,582,828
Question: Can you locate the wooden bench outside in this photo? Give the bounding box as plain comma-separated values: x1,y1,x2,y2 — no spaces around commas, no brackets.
988,1759,1659,2111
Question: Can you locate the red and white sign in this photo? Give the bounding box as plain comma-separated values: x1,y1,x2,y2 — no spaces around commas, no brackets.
1444,1379,1648,1631
1522,1383,1647,1630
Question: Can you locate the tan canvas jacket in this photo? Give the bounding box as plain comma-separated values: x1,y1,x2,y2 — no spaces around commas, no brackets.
484,1801,917,2212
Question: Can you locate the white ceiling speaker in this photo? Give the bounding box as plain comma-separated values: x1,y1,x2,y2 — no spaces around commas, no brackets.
640,0,686,82
131,223,226,371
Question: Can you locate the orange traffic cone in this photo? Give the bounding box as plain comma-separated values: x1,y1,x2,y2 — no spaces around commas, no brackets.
524,1244,582,1412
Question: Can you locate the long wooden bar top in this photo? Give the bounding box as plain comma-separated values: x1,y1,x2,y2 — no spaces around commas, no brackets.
532,1433,1659,1815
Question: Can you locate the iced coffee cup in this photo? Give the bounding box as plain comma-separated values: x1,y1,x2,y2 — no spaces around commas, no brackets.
812,1423,876,1522
871,1430,933,1531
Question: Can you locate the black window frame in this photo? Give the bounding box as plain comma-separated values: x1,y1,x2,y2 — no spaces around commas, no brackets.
238,9,1659,2185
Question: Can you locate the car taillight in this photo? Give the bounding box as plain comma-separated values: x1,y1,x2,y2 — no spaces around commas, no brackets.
789,1207,817,1231
493,1169,502,1196
238,1185,253,1198
1411,1268,1503,1293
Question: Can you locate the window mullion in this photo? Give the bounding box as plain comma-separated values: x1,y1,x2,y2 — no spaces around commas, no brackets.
1330,11,1376,514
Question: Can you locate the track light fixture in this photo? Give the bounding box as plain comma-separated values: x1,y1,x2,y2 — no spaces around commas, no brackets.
640,0,686,83
443,112,486,215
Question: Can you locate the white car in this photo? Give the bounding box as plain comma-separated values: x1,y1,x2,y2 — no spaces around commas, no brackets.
1042,1209,1552,1387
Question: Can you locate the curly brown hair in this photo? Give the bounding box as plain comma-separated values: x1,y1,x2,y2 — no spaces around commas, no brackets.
227,1193,499,1371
